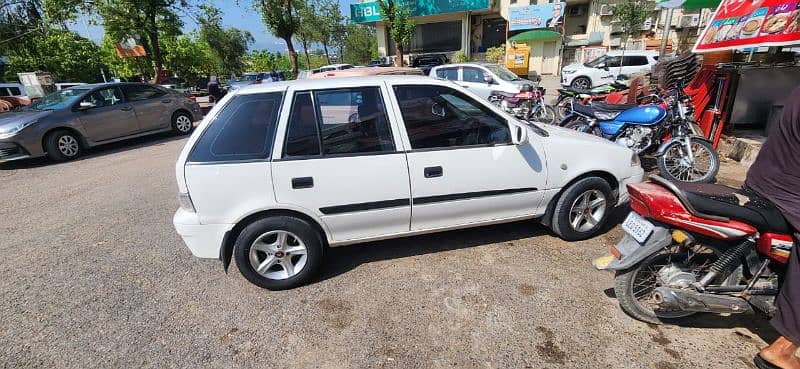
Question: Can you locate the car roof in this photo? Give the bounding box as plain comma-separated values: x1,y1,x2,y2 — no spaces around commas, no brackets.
605,50,658,56
235,75,439,94
433,62,496,69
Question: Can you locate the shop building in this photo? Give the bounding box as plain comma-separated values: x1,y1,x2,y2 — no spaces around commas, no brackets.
351,0,713,76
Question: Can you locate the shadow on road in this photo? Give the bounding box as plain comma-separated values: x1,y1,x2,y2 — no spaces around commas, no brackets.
319,219,551,282
0,131,188,170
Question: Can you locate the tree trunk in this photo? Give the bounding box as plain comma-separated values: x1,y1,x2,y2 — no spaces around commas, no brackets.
147,9,163,83
284,36,299,79
396,45,404,67
322,43,331,64
301,39,311,69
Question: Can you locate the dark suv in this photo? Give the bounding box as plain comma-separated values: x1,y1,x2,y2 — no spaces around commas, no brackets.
411,54,449,75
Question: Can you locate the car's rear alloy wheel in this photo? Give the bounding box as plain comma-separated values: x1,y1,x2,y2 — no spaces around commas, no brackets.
248,230,308,280
173,113,193,134
45,130,83,161
234,216,323,290
571,77,591,90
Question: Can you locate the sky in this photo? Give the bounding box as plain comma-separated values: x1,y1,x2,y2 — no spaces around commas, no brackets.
70,0,360,52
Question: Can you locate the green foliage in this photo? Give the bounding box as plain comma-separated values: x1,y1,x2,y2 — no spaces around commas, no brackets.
197,4,253,76
376,0,415,66
161,33,217,84
610,0,653,41
342,23,377,65
246,49,326,72
5,29,105,82
452,50,468,63
485,45,505,64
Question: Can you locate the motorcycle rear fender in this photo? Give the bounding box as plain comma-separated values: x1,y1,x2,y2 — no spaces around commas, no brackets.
595,225,672,271
654,135,712,157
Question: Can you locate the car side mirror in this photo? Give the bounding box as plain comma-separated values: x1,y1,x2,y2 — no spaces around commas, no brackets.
510,122,527,145
483,73,494,84
78,101,95,110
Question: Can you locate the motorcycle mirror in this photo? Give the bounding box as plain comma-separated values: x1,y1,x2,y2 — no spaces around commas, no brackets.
520,84,533,92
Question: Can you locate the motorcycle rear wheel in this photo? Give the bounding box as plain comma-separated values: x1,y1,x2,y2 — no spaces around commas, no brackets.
614,242,741,324
556,97,575,119
532,105,556,124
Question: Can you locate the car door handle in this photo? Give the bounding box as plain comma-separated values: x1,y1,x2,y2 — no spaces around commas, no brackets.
161,99,172,103
120,106,132,111
424,166,443,178
291,177,314,189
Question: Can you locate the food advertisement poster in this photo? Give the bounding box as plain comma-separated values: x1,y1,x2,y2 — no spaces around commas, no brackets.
694,0,800,52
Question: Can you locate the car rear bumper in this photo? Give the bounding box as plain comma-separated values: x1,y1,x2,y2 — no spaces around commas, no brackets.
173,208,231,259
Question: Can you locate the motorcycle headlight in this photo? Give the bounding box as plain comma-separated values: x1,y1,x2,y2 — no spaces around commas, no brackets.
0,119,37,139
631,152,641,167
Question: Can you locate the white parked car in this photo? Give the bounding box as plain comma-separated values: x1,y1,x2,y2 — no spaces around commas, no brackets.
0,83,28,99
173,76,644,290
561,51,658,89
429,63,537,100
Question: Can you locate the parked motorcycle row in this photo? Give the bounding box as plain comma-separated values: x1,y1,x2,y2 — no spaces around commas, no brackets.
489,77,721,185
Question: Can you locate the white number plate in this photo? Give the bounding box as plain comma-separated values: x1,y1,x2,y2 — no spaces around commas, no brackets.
622,212,655,244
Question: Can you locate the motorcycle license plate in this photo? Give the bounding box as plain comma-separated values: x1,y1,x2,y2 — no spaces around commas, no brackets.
622,212,654,244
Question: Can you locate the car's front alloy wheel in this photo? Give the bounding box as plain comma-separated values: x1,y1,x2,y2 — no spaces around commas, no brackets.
45,130,83,161
550,177,613,241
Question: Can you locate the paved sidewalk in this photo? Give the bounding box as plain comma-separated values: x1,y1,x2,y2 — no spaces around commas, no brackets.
538,74,562,105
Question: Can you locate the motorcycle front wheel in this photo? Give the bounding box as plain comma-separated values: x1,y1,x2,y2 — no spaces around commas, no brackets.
614,242,741,325
563,118,602,137
657,138,719,183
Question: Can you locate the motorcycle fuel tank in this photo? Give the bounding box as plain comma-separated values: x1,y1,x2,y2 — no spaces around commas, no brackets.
598,105,667,136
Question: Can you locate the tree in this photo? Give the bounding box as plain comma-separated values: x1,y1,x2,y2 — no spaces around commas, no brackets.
197,4,253,76
311,0,343,64
161,32,216,84
293,0,318,69
5,29,105,82
342,23,377,65
376,0,415,67
43,0,188,82
611,0,652,74
256,0,299,78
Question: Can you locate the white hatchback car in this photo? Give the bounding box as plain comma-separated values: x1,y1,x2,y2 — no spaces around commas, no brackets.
430,63,538,100
561,51,658,89
173,76,644,290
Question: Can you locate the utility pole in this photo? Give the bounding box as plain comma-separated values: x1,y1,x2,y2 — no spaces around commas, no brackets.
659,8,673,59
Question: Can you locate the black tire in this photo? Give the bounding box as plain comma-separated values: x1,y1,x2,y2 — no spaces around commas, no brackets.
571,76,592,90
234,216,324,290
563,118,602,137
531,105,556,124
550,177,614,241
613,243,741,324
44,129,83,161
556,96,575,119
171,111,194,135
657,138,719,183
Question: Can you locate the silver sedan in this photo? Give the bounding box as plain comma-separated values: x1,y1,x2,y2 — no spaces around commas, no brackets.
0,82,203,163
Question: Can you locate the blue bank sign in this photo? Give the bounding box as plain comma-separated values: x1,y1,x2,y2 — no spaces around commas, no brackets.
351,0,490,23
508,3,567,31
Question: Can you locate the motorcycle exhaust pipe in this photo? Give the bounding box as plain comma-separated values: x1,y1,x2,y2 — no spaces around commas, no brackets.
652,287,752,314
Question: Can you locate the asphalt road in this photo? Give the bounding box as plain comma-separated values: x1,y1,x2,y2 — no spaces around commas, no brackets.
0,132,776,369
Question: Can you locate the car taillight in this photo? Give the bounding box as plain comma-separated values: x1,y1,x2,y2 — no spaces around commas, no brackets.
178,192,196,213
188,96,196,102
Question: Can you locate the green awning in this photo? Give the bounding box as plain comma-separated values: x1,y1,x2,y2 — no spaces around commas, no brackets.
508,30,561,43
682,0,721,10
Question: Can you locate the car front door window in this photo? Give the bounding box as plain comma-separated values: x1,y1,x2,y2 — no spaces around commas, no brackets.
81,87,123,108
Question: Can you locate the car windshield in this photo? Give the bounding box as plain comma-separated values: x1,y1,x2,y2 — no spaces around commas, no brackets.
484,64,521,81
29,88,91,111
585,55,609,68
240,74,259,81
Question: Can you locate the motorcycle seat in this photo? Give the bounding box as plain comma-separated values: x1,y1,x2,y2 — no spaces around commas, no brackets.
573,102,637,119
673,181,793,234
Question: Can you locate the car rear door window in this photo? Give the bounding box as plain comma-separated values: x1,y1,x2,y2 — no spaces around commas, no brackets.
189,92,283,162
462,67,486,83
393,85,510,150
623,56,649,66
121,84,166,101
435,68,458,81
283,87,395,157
284,92,321,157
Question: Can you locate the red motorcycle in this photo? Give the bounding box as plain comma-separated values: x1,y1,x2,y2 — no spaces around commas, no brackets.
594,176,793,324
489,84,556,124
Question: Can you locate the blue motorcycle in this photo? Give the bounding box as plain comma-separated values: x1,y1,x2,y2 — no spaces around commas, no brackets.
558,90,719,183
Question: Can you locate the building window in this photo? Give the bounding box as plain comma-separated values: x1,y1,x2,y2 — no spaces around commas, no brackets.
387,21,462,55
